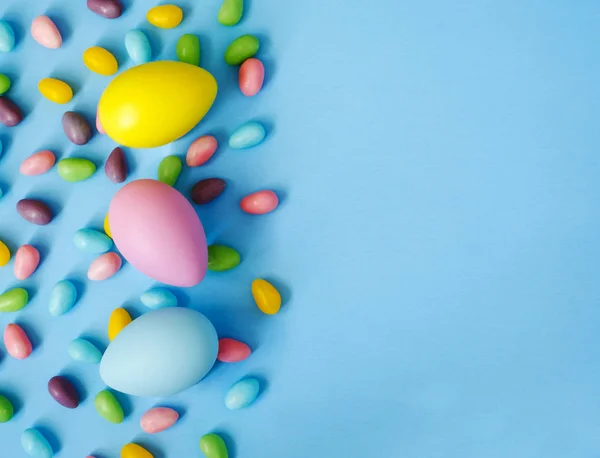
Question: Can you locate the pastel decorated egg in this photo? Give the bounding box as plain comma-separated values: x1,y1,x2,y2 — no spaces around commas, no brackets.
108,179,207,287
100,307,218,397
98,61,217,148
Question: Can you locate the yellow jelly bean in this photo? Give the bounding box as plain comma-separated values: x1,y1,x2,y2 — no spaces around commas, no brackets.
83,46,118,76
104,213,112,238
251,279,281,315
121,443,153,458
0,240,9,266
38,78,73,104
108,307,132,341
146,5,183,29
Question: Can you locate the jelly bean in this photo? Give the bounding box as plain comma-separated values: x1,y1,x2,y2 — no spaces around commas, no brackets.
105,146,128,183
121,443,153,458
176,34,200,66
49,280,77,316
157,155,182,186
17,199,53,225
224,34,259,65
108,307,131,340
0,394,14,423
31,16,62,49
38,78,72,104
58,158,96,182
217,338,251,363
73,228,113,253
0,239,9,266
239,58,264,96
4,323,32,359
125,29,152,64
88,252,122,281
94,389,124,423
21,428,53,458
207,245,241,272
14,245,40,280
252,279,281,315
68,338,103,363
218,0,244,26
96,107,105,134
0,288,28,312
62,112,92,145
104,213,112,238
199,433,228,458
229,121,266,149
83,46,118,76
20,150,56,176
187,135,217,167
0,96,23,126
0,73,10,95
225,377,260,409
87,0,123,19
240,190,279,214
48,375,79,408
191,178,226,205
140,407,179,433
0,21,15,53
147,5,183,29
140,288,177,309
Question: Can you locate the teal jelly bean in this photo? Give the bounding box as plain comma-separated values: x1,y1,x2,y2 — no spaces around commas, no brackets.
140,288,178,309
73,228,113,254
229,121,266,149
0,21,15,53
225,377,260,409
218,0,244,26
49,280,77,316
125,29,152,64
21,428,53,458
68,338,103,363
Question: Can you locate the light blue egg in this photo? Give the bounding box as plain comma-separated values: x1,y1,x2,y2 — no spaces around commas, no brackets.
225,377,260,409
100,307,218,397
49,280,77,316
140,288,177,309
21,428,53,458
229,121,266,149
125,29,152,65
73,228,113,254
68,338,103,364
0,21,15,53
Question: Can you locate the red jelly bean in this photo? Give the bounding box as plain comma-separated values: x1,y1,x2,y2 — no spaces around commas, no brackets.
240,190,279,214
217,338,251,363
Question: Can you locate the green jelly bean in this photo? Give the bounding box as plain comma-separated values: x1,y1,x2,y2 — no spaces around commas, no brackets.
0,288,28,312
0,394,14,423
224,34,259,65
0,74,10,95
200,433,228,458
94,389,124,424
176,34,200,66
58,158,96,182
158,155,182,186
207,245,241,272
218,0,243,26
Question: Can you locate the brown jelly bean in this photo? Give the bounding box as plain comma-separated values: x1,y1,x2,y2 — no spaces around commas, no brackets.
87,0,123,19
105,146,127,183
191,178,226,205
17,199,52,225
48,376,79,409
0,96,23,127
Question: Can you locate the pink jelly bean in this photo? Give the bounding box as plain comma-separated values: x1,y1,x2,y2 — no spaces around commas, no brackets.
239,58,265,97
88,252,122,281
140,407,179,433
31,16,62,49
240,190,279,214
14,245,40,280
186,135,217,167
4,324,32,359
20,150,56,176
96,107,105,134
217,338,251,363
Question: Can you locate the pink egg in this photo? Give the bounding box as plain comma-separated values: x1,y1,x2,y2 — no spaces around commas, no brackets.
88,252,122,281
14,245,40,280
186,135,217,167
4,324,32,359
31,16,62,49
239,58,265,97
217,338,251,363
96,106,105,134
108,179,208,287
240,190,279,215
140,407,179,433
20,150,56,176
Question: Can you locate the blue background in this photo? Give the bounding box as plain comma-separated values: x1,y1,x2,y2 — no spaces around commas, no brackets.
1,0,600,457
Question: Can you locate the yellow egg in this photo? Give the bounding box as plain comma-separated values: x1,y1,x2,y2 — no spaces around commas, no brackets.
104,213,112,238
108,307,132,341
83,46,118,76
0,240,10,267
146,5,183,28
252,279,282,315
99,61,217,148
121,443,153,458
38,78,73,104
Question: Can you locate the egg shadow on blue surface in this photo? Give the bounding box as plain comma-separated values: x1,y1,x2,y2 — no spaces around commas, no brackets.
248,373,270,399
58,370,88,403
16,320,42,353
261,56,277,90
137,26,164,60
66,277,87,309
32,422,61,455
0,385,24,418
255,116,276,140
156,402,187,421
123,302,145,320
97,36,129,70
213,430,238,458
0,133,13,156
170,287,191,309
45,6,73,44
133,438,165,458
264,275,292,308
113,390,133,418
199,34,213,70
79,332,108,354
49,70,83,96
89,453,109,458
122,147,138,179
27,235,51,273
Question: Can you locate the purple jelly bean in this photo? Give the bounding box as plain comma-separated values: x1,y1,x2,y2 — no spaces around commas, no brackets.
87,0,123,19
191,178,226,205
62,111,92,145
0,96,23,127
17,199,52,225
48,376,79,409
105,146,128,183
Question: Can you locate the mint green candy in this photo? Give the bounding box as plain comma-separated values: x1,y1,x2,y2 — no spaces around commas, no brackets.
224,34,259,65
218,0,243,26
94,389,124,423
200,433,228,458
0,288,28,312
0,74,10,95
0,394,14,423
207,245,241,272
158,155,182,186
58,158,96,182
176,34,200,66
